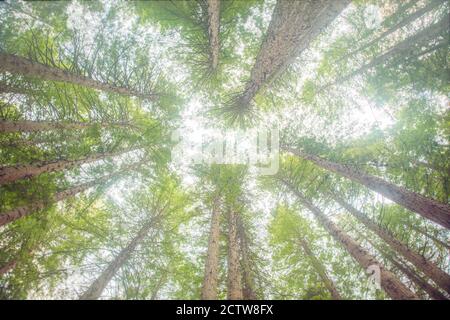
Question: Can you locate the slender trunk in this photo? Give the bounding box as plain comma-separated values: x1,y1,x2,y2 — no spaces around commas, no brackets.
0,259,17,276
0,119,132,133
340,0,445,61
321,16,449,90
237,216,257,300
285,147,450,229
0,146,137,185
235,0,349,109
206,0,220,71
330,192,450,295
282,180,418,299
298,236,342,300
0,160,143,226
227,209,243,300
0,53,158,100
79,219,155,300
201,197,221,300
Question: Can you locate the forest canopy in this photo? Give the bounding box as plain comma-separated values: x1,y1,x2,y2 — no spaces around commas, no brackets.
0,0,449,300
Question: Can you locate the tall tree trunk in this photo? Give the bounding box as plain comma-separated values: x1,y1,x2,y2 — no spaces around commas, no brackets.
0,160,143,226
79,219,155,300
237,216,257,300
330,192,450,294
227,209,243,300
201,197,221,300
339,0,445,61
0,53,158,100
0,146,137,185
235,0,349,109
0,259,17,276
0,119,132,133
297,235,342,300
206,0,220,71
282,180,418,299
285,147,450,229
321,15,449,90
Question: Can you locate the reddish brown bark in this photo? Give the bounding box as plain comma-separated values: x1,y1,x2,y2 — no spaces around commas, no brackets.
201,197,221,300
206,0,220,71
285,147,450,229
282,180,418,299
0,259,18,276
0,146,137,185
331,193,450,295
237,216,257,300
227,209,243,300
0,53,158,100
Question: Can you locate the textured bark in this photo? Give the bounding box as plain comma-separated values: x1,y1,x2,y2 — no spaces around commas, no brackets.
340,0,446,61
0,119,131,133
227,209,243,300
0,160,143,226
206,0,220,71
0,146,137,185
298,236,342,300
331,193,450,295
322,15,449,89
0,53,157,100
235,0,349,109
237,216,257,300
285,147,450,229
79,219,155,300
282,180,419,299
0,259,17,276
201,197,221,300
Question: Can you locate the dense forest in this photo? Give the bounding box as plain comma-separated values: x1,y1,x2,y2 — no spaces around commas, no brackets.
0,0,449,300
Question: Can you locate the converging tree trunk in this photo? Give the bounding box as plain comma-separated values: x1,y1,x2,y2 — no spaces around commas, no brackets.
0,146,138,185
206,0,220,71
237,216,258,300
330,192,450,294
0,53,158,100
79,219,155,300
298,235,342,300
285,147,450,229
282,180,418,299
234,0,349,109
227,209,243,300
201,197,221,300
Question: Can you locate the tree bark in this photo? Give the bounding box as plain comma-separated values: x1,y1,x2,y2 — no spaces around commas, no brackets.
201,197,221,300
282,180,418,299
235,0,349,109
237,215,257,300
0,53,158,100
0,119,132,133
227,209,243,300
206,0,220,71
0,146,137,185
285,147,450,229
297,235,342,300
79,219,155,300
330,192,450,294
0,259,17,276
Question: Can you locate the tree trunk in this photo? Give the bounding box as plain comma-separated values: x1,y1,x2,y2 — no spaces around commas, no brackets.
79,219,155,300
237,216,257,300
227,209,243,300
206,0,220,71
339,0,445,61
282,180,419,299
285,147,450,229
235,0,349,109
321,15,449,90
298,235,342,300
330,192,450,294
0,259,18,276
0,119,132,133
201,197,221,300
0,53,158,100
0,146,137,185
